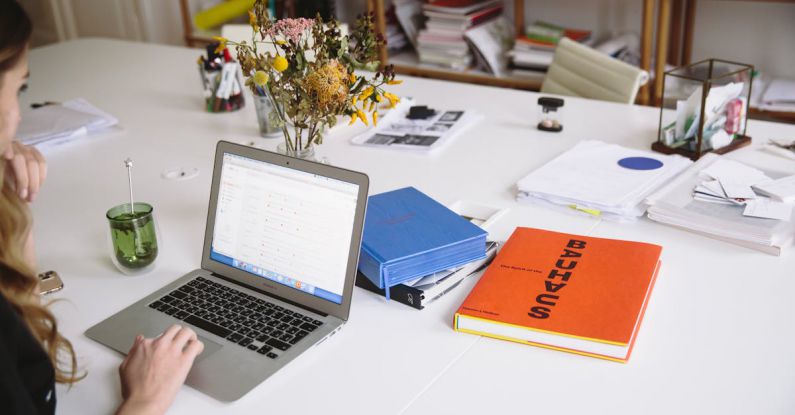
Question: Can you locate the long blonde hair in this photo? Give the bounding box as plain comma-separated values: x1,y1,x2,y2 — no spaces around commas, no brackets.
0,163,82,384
0,0,82,385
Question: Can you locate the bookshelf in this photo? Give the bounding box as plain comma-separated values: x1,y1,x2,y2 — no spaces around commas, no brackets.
367,0,665,105
368,0,543,90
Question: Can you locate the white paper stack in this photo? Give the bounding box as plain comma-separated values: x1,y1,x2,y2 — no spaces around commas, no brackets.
647,154,795,255
16,98,118,149
759,78,795,112
516,140,692,221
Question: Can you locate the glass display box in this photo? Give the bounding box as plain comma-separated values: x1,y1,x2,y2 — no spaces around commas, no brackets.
652,59,753,160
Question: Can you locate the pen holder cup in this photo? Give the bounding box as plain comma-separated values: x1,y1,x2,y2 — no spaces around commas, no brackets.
106,202,159,275
199,63,246,113
652,59,753,160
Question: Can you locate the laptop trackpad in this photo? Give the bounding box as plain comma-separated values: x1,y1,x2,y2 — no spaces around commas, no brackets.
135,329,221,362
195,335,222,362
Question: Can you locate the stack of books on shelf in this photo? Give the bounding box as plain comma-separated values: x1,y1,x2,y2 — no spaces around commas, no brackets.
416,0,503,70
646,153,795,255
507,21,592,82
356,187,488,301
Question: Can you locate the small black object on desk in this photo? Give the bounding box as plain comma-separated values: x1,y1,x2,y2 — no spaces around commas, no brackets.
407,105,437,120
537,97,564,133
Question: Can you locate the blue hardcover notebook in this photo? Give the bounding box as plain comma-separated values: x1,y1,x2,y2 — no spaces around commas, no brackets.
359,187,487,299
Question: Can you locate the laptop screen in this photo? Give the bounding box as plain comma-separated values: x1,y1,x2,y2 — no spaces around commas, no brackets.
209,153,360,304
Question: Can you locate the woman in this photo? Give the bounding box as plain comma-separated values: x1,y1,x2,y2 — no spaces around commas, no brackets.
0,2,204,414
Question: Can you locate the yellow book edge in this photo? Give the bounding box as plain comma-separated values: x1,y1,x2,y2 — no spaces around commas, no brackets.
454,312,628,347
454,314,628,363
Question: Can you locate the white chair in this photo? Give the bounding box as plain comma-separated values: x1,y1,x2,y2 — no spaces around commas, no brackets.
541,37,649,104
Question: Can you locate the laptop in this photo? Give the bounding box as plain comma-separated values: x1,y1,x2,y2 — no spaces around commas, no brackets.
86,140,369,401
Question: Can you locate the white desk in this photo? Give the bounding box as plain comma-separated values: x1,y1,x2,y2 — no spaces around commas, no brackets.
25,39,795,414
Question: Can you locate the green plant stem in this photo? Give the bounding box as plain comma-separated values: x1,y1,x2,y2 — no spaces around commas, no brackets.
264,83,294,151
294,124,302,152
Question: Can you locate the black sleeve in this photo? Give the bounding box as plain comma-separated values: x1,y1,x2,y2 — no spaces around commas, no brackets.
0,305,39,415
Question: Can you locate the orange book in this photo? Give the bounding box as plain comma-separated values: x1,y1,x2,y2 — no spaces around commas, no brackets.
454,227,662,363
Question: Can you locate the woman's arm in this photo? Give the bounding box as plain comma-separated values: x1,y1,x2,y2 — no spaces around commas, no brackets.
116,325,204,415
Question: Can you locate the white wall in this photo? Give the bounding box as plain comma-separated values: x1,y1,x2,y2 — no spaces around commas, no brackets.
690,1,795,79
25,0,795,78
25,0,187,46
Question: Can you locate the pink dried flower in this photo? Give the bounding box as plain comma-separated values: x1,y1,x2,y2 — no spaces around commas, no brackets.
266,18,314,43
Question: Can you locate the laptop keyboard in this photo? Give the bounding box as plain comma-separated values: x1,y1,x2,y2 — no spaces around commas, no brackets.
147,276,324,359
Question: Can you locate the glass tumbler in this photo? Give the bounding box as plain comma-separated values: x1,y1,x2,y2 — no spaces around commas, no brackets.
106,202,159,275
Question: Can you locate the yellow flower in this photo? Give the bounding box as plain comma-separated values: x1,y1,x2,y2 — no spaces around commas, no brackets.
213,36,227,54
373,112,378,126
387,79,403,85
375,94,382,103
253,70,269,87
349,73,356,84
248,10,256,26
352,95,358,107
384,92,400,107
359,86,374,101
348,112,358,125
272,55,288,72
276,39,287,45
357,109,368,126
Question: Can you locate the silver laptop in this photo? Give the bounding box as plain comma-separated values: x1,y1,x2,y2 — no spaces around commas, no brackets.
86,140,369,401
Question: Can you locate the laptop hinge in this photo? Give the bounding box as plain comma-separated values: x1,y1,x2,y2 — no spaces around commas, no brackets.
210,273,328,317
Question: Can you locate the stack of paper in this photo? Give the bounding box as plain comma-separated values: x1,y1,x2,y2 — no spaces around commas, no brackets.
358,187,487,300
647,154,795,255
16,98,118,149
754,175,795,203
516,141,692,221
759,78,795,112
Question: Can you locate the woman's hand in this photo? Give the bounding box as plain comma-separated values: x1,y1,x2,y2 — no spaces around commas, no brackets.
116,325,204,415
3,141,47,202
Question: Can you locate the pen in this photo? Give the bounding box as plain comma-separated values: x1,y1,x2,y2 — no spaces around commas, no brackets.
30,101,59,109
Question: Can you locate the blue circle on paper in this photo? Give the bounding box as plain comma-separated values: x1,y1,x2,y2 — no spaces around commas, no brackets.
618,157,663,170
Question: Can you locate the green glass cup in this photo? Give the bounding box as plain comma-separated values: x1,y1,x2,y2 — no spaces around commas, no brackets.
106,202,159,274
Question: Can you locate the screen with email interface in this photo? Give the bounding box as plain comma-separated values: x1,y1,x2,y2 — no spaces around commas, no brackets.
210,153,359,304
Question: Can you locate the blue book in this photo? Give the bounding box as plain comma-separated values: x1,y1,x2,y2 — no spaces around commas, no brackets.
358,187,487,300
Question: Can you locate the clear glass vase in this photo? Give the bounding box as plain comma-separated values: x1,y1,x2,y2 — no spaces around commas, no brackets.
276,142,316,161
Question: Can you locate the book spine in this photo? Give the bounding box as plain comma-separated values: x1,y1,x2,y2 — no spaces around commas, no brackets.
468,8,502,27
357,246,384,288
354,272,425,310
